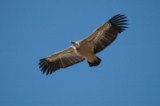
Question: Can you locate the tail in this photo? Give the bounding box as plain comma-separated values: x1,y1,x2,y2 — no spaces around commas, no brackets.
88,57,101,67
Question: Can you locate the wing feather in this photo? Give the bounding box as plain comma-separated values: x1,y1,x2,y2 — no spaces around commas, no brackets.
39,47,84,75
81,14,128,53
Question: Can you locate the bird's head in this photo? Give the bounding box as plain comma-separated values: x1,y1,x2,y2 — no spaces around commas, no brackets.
71,41,80,49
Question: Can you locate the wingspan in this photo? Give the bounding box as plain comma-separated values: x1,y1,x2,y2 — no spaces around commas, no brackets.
39,47,84,75
82,14,128,53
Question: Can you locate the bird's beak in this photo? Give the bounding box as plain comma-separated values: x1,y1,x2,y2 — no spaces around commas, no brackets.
71,41,75,45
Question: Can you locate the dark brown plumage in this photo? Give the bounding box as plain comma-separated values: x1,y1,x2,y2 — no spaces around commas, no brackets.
39,14,128,75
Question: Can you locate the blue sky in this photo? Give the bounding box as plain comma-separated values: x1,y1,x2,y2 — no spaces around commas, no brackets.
0,0,160,106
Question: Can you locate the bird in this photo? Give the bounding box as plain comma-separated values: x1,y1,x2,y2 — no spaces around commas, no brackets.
39,14,128,75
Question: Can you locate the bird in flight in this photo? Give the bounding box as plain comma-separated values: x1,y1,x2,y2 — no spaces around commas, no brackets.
39,14,128,75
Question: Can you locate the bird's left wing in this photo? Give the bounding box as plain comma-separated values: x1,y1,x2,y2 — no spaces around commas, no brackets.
81,14,128,53
39,47,84,75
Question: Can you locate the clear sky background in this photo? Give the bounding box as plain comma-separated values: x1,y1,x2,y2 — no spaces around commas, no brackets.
0,0,160,106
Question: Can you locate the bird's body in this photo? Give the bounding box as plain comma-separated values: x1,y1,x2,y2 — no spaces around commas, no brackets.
39,14,128,75
73,41,101,66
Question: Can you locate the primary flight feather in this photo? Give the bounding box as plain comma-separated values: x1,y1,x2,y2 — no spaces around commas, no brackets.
39,14,128,75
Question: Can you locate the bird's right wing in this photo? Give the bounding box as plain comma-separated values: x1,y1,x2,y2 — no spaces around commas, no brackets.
39,47,84,75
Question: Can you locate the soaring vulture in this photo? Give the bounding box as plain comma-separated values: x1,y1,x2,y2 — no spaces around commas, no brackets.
39,14,128,75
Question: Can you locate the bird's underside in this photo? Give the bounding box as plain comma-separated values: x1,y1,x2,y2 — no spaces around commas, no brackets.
39,14,128,75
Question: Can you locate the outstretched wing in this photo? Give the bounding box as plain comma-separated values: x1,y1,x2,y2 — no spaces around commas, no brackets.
39,47,84,75
82,14,128,53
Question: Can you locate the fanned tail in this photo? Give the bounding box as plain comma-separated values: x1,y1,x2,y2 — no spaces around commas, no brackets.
88,57,101,67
